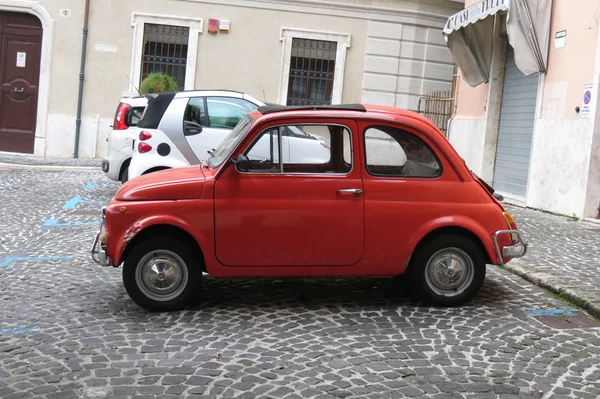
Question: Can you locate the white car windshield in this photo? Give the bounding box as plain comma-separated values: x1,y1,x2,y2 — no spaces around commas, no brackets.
208,114,253,168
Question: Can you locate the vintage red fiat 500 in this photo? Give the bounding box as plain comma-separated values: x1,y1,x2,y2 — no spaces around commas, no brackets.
91,103,527,312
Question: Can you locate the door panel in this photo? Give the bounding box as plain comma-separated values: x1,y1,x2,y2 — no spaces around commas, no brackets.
184,96,260,162
0,12,42,154
214,121,364,267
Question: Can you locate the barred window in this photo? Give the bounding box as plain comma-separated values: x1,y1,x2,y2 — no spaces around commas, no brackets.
140,23,189,90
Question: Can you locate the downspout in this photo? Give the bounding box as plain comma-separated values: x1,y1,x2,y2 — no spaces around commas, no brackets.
73,0,91,158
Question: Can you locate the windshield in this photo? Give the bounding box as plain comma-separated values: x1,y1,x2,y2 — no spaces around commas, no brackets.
208,114,254,168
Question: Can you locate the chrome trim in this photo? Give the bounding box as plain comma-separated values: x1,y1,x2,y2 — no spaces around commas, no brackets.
337,188,363,195
493,229,528,267
90,206,109,266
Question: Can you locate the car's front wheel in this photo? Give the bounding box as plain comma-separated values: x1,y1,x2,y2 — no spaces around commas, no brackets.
409,235,486,306
122,236,201,311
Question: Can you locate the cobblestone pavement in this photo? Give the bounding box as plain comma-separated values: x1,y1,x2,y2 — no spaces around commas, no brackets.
506,207,600,317
1,167,600,399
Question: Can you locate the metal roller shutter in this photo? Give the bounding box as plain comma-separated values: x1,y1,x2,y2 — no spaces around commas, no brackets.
493,47,539,197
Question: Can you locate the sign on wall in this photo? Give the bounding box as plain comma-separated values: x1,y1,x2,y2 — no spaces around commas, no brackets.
555,30,566,49
16,52,26,68
581,84,593,119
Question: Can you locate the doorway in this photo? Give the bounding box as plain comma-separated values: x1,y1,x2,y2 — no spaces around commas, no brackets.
0,11,42,154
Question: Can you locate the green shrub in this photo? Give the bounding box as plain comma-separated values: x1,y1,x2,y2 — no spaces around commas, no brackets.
139,73,179,94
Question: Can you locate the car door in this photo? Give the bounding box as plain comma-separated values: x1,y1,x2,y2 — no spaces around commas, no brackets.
214,120,364,267
183,96,259,162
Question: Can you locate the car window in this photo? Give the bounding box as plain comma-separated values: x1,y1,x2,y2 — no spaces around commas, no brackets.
246,128,281,173
184,97,206,126
127,106,145,127
207,97,259,129
364,126,441,178
243,124,352,174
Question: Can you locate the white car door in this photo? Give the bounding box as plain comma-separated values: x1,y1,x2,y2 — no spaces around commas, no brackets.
183,96,260,162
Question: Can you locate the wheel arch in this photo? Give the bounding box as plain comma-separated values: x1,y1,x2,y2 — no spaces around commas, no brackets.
119,157,131,181
120,223,206,273
404,218,496,275
409,226,491,268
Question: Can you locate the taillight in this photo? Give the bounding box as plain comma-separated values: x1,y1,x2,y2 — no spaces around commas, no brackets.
503,212,519,241
113,103,131,130
138,142,152,153
139,131,152,141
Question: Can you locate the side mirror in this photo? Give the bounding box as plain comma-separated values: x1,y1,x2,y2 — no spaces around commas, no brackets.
184,121,203,136
234,154,250,172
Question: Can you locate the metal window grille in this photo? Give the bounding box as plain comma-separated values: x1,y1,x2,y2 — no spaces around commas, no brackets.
418,90,455,137
140,23,189,89
287,38,337,106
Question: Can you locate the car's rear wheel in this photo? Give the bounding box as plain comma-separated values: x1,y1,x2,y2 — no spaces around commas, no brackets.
409,235,486,306
122,236,201,311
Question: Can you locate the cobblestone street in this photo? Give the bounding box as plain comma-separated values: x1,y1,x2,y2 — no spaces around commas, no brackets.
1,166,600,399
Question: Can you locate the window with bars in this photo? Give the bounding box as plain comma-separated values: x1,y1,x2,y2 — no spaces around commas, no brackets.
286,38,337,106
140,23,190,89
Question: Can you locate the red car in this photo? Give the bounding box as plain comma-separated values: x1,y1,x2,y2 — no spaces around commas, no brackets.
91,104,527,312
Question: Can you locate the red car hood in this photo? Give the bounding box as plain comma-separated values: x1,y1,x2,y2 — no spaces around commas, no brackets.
116,166,205,201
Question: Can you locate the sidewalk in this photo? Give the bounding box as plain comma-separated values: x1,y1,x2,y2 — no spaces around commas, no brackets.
0,152,100,168
504,205,600,318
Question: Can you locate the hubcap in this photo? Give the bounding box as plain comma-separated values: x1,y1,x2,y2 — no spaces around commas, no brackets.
424,247,474,297
135,250,188,302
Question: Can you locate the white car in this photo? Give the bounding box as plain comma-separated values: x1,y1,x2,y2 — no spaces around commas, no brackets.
101,96,147,183
128,90,265,180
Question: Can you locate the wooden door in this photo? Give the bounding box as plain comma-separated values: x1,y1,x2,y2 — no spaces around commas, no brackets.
0,12,42,154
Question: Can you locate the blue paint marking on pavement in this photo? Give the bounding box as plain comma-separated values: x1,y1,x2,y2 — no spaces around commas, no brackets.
527,308,579,317
0,327,38,335
62,196,106,210
43,218,100,227
63,196,83,209
0,255,73,268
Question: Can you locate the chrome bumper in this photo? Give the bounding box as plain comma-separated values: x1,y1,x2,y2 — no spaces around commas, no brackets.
493,230,528,267
90,206,109,266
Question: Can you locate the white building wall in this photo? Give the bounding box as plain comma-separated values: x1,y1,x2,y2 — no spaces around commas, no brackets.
361,21,455,111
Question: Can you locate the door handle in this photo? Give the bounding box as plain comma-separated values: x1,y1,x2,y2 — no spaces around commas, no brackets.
14,87,24,93
337,188,363,196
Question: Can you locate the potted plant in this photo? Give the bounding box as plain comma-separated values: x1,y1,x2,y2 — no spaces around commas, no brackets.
139,73,179,94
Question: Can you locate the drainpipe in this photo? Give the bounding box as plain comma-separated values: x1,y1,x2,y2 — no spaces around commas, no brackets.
73,0,91,158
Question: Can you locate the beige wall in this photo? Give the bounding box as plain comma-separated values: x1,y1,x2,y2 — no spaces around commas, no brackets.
542,0,598,120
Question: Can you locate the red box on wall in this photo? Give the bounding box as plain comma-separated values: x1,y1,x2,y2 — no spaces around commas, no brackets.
208,18,218,34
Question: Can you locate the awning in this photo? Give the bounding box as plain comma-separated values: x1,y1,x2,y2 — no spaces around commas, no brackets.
443,0,552,87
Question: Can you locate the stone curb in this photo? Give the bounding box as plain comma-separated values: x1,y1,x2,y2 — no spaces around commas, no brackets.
0,162,100,171
503,258,600,319
0,152,100,168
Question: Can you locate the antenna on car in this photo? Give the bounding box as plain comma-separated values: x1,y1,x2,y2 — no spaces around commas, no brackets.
262,89,267,103
125,74,141,96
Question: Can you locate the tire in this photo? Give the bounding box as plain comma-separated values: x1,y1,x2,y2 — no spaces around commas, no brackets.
122,236,201,312
409,235,486,306
120,166,129,184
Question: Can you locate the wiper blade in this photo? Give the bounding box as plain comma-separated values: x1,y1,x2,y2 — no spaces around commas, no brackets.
207,149,216,157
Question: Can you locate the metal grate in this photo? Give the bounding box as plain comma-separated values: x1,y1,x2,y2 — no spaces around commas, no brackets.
418,90,454,137
141,23,189,90
287,38,337,106
533,314,600,329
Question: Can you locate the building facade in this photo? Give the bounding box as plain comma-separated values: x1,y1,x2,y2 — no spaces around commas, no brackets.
0,0,463,160
445,0,600,219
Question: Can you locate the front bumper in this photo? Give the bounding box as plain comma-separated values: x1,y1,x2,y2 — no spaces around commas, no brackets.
493,230,528,267
90,206,110,266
